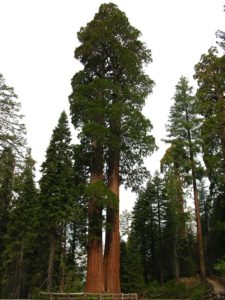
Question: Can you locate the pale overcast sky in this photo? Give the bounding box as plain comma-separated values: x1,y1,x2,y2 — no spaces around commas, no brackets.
0,0,224,211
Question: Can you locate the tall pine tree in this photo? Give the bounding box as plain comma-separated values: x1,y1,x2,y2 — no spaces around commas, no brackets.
0,74,26,161
131,173,166,284
164,76,206,280
0,147,15,294
39,111,74,292
1,149,38,299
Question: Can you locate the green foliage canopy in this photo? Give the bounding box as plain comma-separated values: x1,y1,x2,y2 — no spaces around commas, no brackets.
69,3,156,191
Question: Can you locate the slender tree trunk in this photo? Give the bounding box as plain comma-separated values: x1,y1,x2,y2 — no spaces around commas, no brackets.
47,232,55,292
85,140,104,293
104,152,120,292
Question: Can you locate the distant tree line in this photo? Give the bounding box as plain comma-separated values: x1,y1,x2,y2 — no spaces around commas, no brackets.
0,2,224,299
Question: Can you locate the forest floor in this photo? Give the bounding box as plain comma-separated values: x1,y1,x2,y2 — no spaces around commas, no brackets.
207,277,225,293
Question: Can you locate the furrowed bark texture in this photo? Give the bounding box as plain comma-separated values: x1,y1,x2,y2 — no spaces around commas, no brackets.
85,141,104,292
104,152,120,292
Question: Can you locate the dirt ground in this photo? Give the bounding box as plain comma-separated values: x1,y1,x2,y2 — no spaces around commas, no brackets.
207,278,225,293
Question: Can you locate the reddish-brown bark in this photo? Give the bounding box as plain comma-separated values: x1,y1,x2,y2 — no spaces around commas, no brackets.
104,153,120,292
85,229,104,292
85,141,104,293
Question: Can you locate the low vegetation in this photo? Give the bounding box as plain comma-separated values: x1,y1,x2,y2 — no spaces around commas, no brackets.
142,279,208,299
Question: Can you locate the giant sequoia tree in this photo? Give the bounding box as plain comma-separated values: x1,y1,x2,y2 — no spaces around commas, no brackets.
69,3,155,292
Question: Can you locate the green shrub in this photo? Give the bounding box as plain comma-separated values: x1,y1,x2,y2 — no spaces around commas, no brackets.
214,256,225,276
145,279,208,299
190,284,208,300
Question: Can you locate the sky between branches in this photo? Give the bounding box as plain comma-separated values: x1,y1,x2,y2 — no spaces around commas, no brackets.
0,0,224,211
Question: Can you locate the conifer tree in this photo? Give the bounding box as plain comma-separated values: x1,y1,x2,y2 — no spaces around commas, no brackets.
164,76,206,280
131,173,166,284
39,111,74,292
0,74,26,161
0,147,15,294
152,172,166,284
161,144,187,233
125,234,145,294
120,240,128,292
65,142,89,292
69,3,156,292
163,170,185,280
132,185,155,284
161,145,189,278
1,149,38,298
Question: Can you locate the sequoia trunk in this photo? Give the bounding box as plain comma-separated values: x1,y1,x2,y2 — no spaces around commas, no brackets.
85,140,104,292
104,152,120,292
